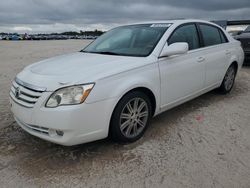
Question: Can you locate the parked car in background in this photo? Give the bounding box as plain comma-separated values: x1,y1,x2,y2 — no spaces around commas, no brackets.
9,35,22,40
23,33,31,40
9,35,17,40
10,19,244,146
228,30,244,37
30,35,47,40
0,33,100,41
235,26,250,65
1,35,9,40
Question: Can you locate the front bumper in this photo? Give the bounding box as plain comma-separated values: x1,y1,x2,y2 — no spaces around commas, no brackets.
10,93,117,146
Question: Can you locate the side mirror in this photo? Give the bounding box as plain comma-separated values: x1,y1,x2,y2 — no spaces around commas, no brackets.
160,42,189,57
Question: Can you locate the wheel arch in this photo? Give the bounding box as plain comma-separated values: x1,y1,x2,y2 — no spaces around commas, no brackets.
108,86,157,138
231,61,238,74
228,53,240,74
111,86,157,118
123,87,156,116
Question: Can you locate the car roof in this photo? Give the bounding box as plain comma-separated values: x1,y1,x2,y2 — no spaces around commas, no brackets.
128,19,218,27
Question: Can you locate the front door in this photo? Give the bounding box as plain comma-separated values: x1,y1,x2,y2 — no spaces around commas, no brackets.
158,23,205,108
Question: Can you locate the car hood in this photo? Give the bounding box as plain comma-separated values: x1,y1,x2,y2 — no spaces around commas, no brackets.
17,52,153,91
235,32,250,39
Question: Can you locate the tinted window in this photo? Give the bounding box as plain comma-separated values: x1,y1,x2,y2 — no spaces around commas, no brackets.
200,24,222,46
219,30,228,43
168,24,200,50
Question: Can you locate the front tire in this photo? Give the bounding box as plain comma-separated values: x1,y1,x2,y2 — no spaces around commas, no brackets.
110,91,152,143
219,64,237,94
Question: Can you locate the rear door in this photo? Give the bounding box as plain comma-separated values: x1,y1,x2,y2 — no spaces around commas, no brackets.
198,23,230,87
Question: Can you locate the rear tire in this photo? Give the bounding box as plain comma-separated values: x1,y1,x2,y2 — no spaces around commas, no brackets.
219,64,237,94
110,91,152,143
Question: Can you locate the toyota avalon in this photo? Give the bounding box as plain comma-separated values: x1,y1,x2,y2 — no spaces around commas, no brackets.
10,19,244,146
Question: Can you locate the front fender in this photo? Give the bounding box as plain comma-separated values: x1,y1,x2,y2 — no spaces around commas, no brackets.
85,63,161,113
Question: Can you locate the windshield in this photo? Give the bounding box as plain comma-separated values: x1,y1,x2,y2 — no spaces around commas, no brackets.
81,24,171,57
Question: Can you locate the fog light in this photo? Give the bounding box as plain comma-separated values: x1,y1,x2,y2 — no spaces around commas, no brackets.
48,129,64,137
48,129,57,137
56,130,64,136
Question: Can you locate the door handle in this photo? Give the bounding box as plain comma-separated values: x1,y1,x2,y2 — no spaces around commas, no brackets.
197,57,205,62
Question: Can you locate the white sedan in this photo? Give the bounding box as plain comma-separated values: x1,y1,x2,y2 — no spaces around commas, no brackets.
10,19,244,146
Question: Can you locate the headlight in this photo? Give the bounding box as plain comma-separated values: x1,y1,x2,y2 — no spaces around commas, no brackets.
46,83,95,108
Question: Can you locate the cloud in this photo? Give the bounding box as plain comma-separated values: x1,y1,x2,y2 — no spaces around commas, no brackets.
13,26,32,32
0,0,249,33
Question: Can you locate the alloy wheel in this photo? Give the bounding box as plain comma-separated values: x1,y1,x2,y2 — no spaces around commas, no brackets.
119,98,149,138
224,66,236,91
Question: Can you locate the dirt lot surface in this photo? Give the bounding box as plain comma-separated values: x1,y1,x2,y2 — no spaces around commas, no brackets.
0,40,250,188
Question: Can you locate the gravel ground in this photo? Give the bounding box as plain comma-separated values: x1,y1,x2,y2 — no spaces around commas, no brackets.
0,40,250,188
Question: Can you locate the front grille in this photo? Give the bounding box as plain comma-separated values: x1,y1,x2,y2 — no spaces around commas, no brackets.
10,78,45,108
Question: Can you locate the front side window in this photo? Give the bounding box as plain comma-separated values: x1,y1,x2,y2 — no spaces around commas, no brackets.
200,24,222,46
82,24,171,57
168,24,200,50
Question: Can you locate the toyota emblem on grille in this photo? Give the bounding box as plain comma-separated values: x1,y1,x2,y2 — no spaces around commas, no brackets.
15,87,21,99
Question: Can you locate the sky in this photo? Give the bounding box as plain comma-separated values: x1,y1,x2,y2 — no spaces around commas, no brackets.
0,0,250,33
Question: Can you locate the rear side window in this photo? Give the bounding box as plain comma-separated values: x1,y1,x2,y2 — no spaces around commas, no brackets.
168,24,200,50
199,24,224,46
219,30,228,43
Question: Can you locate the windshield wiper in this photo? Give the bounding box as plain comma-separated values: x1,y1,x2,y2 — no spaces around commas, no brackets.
80,50,122,55
80,50,93,53
95,51,123,55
